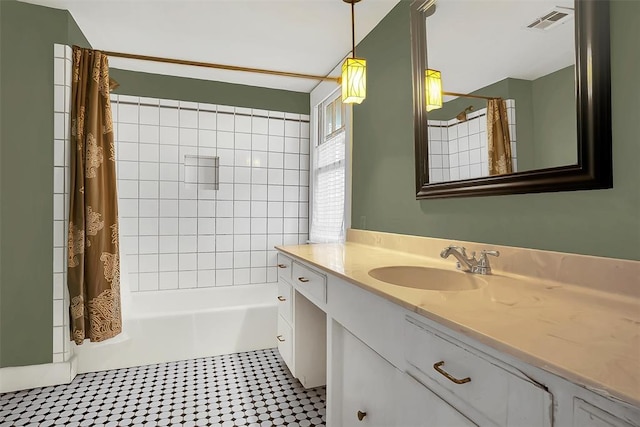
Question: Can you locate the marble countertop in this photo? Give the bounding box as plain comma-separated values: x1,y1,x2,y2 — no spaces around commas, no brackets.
276,235,640,408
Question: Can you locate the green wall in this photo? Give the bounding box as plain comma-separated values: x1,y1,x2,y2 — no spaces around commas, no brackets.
0,1,90,368
352,0,640,261
532,66,577,169
110,69,310,114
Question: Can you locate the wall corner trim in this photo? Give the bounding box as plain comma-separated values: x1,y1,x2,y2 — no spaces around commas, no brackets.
0,355,77,393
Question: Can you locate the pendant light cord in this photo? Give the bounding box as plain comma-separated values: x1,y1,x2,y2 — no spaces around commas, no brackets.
351,1,356,58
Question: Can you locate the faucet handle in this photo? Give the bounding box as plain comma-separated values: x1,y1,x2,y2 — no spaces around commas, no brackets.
473,250,500,274
480,250,500,259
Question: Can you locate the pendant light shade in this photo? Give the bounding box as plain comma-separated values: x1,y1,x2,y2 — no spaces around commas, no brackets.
342,57,367,104
425,69,443,111
342,0,366,104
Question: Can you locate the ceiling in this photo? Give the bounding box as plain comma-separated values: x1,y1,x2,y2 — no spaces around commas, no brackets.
427,0,575,100
19,0,401,93
18,0,575,96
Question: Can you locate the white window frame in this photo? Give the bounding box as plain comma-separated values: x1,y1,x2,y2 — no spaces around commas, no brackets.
309,82,352,243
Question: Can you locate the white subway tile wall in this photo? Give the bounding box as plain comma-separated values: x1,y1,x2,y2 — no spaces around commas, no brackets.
52,44,73,364
111,95,310,292
427,99,517,183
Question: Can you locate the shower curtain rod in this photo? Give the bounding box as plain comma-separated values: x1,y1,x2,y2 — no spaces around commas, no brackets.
443,91,500,101
99,48,342,83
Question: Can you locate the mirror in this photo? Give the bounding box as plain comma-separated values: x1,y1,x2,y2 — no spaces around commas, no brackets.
411,0,612,199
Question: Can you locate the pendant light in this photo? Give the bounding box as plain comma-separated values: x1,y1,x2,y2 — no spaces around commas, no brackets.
342,0,366,104
425,69,443,111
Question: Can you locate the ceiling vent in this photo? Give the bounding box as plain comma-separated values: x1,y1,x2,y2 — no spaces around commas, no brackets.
526,7,574,31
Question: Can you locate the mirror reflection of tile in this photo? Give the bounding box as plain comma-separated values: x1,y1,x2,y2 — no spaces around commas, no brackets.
427,99,517,183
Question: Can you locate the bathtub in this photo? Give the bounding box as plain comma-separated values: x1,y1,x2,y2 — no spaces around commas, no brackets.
74,283,278,374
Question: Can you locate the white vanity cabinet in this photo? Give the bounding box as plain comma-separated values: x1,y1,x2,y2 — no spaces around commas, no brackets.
404,316,552,427
339,329,404,426
276,254,294,368
276,253,326,389
338,327,475,427
400,372,478,427
276,250,640,427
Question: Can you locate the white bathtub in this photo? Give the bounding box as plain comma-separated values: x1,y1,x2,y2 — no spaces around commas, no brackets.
74,284,278,374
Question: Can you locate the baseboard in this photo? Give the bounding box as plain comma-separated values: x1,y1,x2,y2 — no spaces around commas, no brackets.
0,355,77,393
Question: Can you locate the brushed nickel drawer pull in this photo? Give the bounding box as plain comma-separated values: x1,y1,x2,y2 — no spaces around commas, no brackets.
298,277,310,283
276,335,285,342
277,296,287,302
357,411,367,421
433,361,471,384
277,264,288,269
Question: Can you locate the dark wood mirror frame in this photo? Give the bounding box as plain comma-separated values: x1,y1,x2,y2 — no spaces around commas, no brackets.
411,0,612,199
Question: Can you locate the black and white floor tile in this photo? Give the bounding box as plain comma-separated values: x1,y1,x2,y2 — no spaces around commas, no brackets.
0,348,326,426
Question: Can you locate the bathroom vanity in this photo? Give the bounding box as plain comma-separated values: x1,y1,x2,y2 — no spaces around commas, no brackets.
275,230,640,426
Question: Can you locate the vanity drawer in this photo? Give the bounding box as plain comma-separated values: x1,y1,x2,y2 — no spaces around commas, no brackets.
404,316,552,427
292,262,327,305
277,315,293,372
277,253,292,282
277,280,293,323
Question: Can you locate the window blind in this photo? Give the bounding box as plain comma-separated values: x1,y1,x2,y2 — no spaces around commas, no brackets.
310,132,345,243
309,95,346,243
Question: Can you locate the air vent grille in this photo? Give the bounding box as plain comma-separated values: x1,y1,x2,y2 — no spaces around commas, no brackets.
526,7,573,31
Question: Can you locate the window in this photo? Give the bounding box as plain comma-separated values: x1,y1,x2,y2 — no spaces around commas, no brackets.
309,92,346,243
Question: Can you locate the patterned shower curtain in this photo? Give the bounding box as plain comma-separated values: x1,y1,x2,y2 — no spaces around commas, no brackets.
487,98,513,175
68,46,122,344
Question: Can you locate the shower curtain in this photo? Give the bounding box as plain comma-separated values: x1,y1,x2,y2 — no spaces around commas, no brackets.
67,46,122,344
487,98,513,175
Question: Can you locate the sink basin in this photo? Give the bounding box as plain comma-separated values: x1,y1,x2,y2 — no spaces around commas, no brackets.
368,266,485,291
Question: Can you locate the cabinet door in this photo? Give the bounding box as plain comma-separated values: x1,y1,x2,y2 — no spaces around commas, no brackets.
277,253,292,282
401,373,478,427
277,315,293,373
277,280,293,324
340,329,402,426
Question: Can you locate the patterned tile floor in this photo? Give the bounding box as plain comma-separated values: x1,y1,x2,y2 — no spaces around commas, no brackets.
0,348,326,426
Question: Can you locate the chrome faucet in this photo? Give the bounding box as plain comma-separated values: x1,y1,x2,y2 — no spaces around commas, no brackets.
440,245,500,275
440,246,476,271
